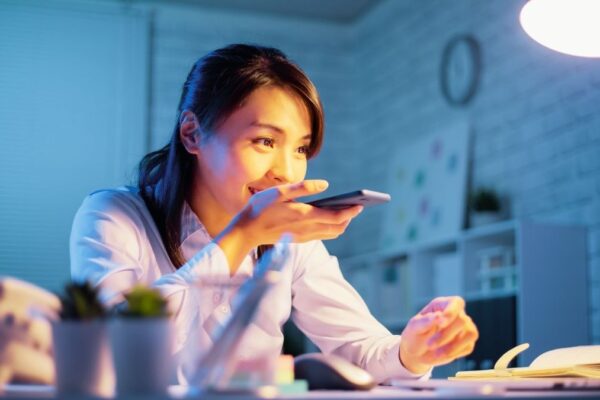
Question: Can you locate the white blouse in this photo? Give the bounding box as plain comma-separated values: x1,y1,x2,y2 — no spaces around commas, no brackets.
69,187,428,383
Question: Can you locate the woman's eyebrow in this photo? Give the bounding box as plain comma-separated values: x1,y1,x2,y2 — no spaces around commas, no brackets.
250,121,311,140
250,121,283,133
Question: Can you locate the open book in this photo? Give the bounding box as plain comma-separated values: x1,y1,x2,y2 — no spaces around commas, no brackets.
453,343,600,380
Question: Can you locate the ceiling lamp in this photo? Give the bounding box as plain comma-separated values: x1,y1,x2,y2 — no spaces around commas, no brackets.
520,0,600,58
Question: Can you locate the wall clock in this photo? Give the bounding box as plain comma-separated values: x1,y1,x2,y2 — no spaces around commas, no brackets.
440,34,481,106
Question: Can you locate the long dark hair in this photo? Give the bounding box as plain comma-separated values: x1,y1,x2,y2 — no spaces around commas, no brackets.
138,44,324,268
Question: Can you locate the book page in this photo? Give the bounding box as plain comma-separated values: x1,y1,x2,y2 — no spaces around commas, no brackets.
530,346,600,369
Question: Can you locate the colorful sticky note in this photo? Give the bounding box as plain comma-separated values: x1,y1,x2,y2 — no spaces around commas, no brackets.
414,169,426,188
419,197,429,217
407,224,418,241
447,153,458,172
431,138,443,160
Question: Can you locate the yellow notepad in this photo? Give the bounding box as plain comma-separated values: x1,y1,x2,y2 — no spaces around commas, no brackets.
453,343,600,380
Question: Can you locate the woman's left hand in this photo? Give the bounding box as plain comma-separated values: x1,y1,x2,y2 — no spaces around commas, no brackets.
398,296,479,375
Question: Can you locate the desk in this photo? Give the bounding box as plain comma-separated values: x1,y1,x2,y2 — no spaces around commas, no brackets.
2,384,600,400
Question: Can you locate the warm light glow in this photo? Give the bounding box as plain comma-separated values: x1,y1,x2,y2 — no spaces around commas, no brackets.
520,0,600,58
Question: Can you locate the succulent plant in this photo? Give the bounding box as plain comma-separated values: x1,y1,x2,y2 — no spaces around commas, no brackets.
58,281,106,320
471,187,501,212
119,285,170,318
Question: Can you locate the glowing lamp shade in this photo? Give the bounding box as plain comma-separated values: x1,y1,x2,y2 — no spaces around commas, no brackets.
520,0,600,58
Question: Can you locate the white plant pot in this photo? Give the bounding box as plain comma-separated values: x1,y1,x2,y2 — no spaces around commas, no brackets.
109,318,176,395
470,211,502,227
52,320,115,398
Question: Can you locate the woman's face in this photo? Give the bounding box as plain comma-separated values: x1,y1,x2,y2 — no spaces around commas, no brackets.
194,86,312,216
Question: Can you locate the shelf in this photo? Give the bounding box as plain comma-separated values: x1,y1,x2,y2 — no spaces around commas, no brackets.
337,219,588,368
461,219,516,240
463,289,517,302
340,220,518,268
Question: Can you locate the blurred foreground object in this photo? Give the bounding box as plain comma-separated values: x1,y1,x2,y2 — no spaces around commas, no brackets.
110,285,175,396
0,277,60,385
190,235,291,392
52,281,113,397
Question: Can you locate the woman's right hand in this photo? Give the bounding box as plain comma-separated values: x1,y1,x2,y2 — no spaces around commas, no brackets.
215,180,363,273
237,179,363,245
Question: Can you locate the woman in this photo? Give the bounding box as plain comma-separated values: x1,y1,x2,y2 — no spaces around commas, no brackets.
70,44,478,383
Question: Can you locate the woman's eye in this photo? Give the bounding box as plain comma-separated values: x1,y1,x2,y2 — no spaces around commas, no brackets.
253,137,275,148
297,145,310,155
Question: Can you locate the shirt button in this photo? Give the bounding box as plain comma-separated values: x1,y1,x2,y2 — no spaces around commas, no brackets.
213,294,221,304
220,305,229,314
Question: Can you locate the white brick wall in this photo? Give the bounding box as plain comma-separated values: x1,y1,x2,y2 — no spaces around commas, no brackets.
143,0,600,342
344,0,600,342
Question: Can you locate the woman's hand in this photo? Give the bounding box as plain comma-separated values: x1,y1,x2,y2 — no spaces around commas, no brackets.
399,296,479,375
215,180,363,273
237,179,363,245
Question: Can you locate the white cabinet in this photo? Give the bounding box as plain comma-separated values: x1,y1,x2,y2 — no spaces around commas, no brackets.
341,220,588,374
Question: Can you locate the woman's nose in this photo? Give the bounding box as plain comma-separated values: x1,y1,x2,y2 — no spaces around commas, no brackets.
269,152,295,183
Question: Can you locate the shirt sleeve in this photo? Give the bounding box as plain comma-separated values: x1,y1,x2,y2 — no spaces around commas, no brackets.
70,190,148,299
69,190,231,352
290,240,431,383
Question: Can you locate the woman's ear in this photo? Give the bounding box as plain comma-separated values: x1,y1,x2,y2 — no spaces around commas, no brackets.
179,110,201,154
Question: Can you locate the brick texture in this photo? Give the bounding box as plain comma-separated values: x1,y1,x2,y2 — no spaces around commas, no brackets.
146,0,600,342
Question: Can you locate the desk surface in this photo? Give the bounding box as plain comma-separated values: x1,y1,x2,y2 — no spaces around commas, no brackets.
2,383,600,400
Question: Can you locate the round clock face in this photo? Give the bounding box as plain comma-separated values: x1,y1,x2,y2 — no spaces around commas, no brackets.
440,35,481,106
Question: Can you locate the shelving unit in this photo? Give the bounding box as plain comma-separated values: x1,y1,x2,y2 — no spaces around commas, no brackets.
340,219,589,375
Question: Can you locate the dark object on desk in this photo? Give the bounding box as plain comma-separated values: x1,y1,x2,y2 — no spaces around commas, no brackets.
294,353,375,391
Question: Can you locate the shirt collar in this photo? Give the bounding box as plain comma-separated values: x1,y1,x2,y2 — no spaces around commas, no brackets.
180,201,211,244
179,201,258,264
179,202,212,261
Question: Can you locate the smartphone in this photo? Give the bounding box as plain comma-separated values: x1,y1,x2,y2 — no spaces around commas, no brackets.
306,189,391,210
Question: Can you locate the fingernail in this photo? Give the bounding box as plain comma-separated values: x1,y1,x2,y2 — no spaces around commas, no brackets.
316,180,328,190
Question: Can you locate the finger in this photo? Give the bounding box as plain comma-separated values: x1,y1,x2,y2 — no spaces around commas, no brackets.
407,312,444,335
295,220,352,242
419,296,450,314
420,297,464,329
421,336,477,366
435,327,478,359
275,180,329,201
308,205,363,224
441,297,465,320
447,338,477,360
428,312,470,348
419,349,460,367
419,296,464,315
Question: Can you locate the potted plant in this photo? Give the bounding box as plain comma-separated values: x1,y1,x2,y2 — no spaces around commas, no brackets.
52,281,114,397
108,285,176,395
470,187,503,227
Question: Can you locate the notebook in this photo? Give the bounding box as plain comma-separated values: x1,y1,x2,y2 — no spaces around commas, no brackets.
453,343,600,380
